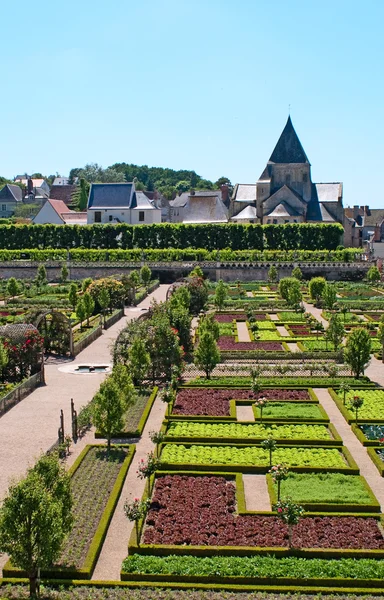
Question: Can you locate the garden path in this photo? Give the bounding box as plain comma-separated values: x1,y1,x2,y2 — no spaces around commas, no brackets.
236,321,251,342
0,285,170,503
285,342,300,352
302,301,328,328
275,325,290,337
236,405,254,421
242,474,271,511
314,388,384,510
92,393,166,581
269,313,279,320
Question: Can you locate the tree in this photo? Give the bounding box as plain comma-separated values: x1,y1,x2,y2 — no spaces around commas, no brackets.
288,284,302,312
35,264,47,287
0,454,72,597
215,176,232,188
189,266,204,278
169,285,191,312
98,288,110,327
322,284,337,310
194,331,220,379
339,382,350,405
82,277,92,292
254,396,268,423
92,378,125,450
7,277,19,299
214,279,228,311
140,265,152,290
344,327,371,379
291,266,303,281
308,277,326,305
261,437,277,467
124,498,150,545
75,299,86,331
129,270,140,296
168,304,192,353
187,275,208,314
112,363,137,407
325,314,345,351
60,264,69,283
274,498,305,549
367,265,381,283
68,283,78,311
349,395,364,421
268,265,278,283
269,463,289,501
378,316,384,363
279,277,299,302
83,292,95,327
71,178,89,211
128,337,151,387
199,313,220,341
146,306,184,382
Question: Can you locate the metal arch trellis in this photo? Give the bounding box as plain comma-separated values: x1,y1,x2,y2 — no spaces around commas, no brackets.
33,310,74,357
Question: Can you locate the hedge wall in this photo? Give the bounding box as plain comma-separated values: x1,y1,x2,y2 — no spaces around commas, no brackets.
0,222,345,251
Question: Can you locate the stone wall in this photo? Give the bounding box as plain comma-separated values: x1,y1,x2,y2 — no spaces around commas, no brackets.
0,260,371,283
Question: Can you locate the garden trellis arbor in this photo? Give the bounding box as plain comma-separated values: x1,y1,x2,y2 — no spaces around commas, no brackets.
0,323,44,381
34,310,74,357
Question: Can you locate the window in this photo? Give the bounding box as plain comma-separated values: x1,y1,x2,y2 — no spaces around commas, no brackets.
267,219,271,224
94,211,102,223
285,220,289,223
109,215,113,222
139,211,145,222
273,219,277,224
1,204,6,212
303,173,308,183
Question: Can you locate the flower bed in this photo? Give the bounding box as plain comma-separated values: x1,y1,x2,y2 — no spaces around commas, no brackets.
160,445,347,469
166,421,332,441
289,325,312,336
256,402,325,421
365,312,384,321
271,472,377,505
336,389,384,421
218,336,284,351
214,313,247,322
278,312,306,323
143,475,383,549
301,340,333,352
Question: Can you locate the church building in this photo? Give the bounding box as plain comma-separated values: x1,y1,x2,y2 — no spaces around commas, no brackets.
230,117,344,226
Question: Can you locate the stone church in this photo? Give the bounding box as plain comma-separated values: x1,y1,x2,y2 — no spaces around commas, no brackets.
230,116,344,225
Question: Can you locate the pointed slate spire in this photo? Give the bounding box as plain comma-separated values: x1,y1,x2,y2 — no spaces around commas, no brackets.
269,116,310,164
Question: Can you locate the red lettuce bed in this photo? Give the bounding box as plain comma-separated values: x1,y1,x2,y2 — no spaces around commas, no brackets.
218,336,284,351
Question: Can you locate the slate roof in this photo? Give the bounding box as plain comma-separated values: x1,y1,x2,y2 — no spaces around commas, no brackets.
50,185,77,205
231,205,257,220
88,183,135,209
233,184,257,202
269,116,310,164
133,191,156,210
170,193,189,208
265,202,301,218
258,165,272,181
0,184,22,202
319,203,336,222
183,195,228,223
315,183,342,202
363,209,384,227
262,184,305,206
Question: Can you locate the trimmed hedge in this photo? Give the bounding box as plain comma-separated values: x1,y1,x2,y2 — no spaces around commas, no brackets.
367,447,384,477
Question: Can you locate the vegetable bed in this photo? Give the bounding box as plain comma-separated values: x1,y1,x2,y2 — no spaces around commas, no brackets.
142,475,383,549
255,402,326,421
217,336,284,351
336,389,384,421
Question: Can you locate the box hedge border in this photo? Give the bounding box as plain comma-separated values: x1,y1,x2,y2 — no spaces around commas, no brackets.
351,423,384,447
95,387,158,438
367,447,384,477
328,388,384,424
3,444,136,581
252,402,330,424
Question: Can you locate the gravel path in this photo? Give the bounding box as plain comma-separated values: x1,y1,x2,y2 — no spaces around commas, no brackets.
242,474,271,511
236,405,254,421
276,325,290,337
236,321,251,342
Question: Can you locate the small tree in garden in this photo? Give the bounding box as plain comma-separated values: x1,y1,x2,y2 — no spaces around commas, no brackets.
194,331,221,379
367,265,381,283
60,264,69,283
75,299,86,331
149,430,165,457
261,436,277,466
129,270,140,296
92,378,125,450
254,396,267,423
7,277,19,299
187,275,209,314
269,463,289,501
291,266,303,281
339,382,350,405
344,327,371,379
98,288,110,326
82,277,92,292
313,322,324,339
340,305,348,323
128,336,150,387
268,265,278,283
140,265,152,291
199,313,220,341
378,316,384,363
322,284,337,310
124,498,151,545
83,291,95,327
68,283,78,311
0,341,8,383
35,264,47,287
350,395,364,422
279,277,299,302
274,497,305,549
137,452,162,485
325,313,345,351
288,284,302,312
214,279,228,311
190,265,204,278
160,385,176,417
308,277,326,305
112,364,137,407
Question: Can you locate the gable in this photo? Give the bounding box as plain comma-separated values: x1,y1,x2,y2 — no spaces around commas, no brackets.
0,184,22,203
262,185,306,216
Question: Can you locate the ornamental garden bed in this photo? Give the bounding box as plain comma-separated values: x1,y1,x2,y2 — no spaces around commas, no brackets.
367,447,384,477
187,376,373,388
3,444,135,580
159,443,358,473
365,312,384,321
164,421,341,446
330,388,384,423
352,423,384,446
253,402,329,423
267,472,380,513
277,312,307,323
139,475,383,550
214,313,248,322
217,336,284,352
95,387,158,438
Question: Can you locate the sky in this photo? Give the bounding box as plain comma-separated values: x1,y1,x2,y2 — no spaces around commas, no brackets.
1,0,383,207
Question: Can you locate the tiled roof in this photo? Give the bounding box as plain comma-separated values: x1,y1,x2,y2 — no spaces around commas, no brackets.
62,212,87,224
50,185,77,205
20,178,46,188
0,184,22,202
170,193,189,208
269,116,310,164
48,199,70,217
315,183,342,202
88,183,135,209
258,165,271,181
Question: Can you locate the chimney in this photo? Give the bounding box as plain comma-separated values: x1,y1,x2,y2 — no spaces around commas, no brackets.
189,189,195,196
220,184,229,205
27,177,33,195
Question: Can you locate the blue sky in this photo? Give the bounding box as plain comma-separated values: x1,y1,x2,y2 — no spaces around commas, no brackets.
1,0,383,207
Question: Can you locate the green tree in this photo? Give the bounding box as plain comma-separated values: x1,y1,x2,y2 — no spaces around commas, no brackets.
92,378,125,450
308,277,326,305
0,454,72,598
98,288,110,327
140,265,152,290
261,437,277,467
82,277,92,292
322,284,337,310
169,304,192,352
344,327,371,379
278,277,298,301
325,314,345,351
378,316,384,363
68,283,78,311
129,270,140,296
71,178,89,211
189,266,204,278
7,277,19,299
274,498,305,549
288,284,302,311
194,331,220,379
60,264,69,283
146,307,184,383
112,364,137,407
83,292,95,327
268,265,278,283
36,264,47,287
291,266,303,281
75,299,86,331
0,341,8,382
169,285,191,312
128,336,151,387
367,265,381,283
214,279,228,311
187,275,208,314
199,313,220,341
349,395,364,422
